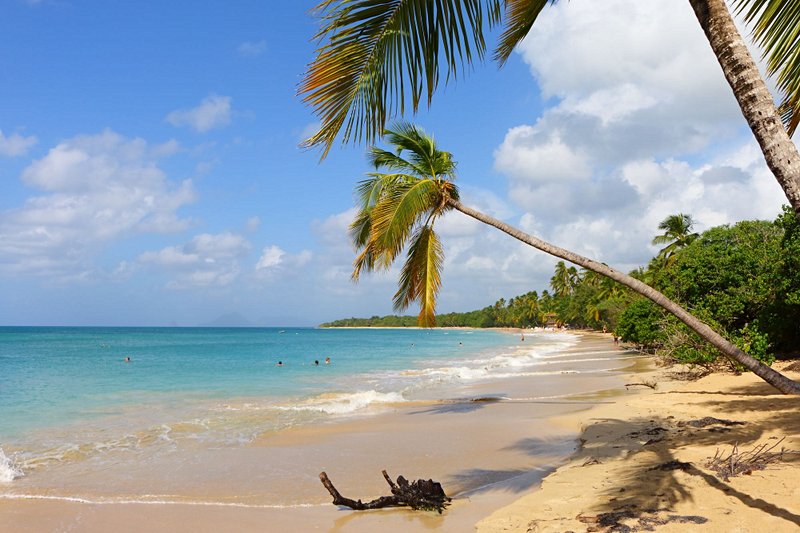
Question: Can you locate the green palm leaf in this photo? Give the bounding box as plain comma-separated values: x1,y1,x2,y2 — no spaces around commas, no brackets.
370,178,441,266
300,0,495,155
494,0,557,66
393,225,444,326
734,0,800,135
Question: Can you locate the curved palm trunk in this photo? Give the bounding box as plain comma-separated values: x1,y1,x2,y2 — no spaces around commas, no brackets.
688,0,800,215
449,199,800,395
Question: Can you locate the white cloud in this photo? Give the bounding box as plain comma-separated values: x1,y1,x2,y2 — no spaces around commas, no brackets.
0,130,194,278
486,0,788,277
237,40,267,57
139,232,251,289
254,245,313,277
255,245,284,270
166,95,232,132
0,130,37,157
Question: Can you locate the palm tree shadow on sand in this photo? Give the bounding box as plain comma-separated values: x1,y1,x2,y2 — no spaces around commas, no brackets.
448,383,800,529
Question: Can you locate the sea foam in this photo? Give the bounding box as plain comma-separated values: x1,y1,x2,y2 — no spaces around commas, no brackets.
283,390,405,415
0,448,22,483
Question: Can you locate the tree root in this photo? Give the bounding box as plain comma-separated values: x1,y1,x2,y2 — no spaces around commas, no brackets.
319,470,451,513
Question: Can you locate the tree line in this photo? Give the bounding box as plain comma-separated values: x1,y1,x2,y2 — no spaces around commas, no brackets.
322,207,800,370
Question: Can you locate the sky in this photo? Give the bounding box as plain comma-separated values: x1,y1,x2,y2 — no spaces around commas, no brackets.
0,0,792,326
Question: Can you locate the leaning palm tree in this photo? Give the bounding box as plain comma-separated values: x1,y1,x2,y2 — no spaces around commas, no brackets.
355,122,800,394
652,213,700,266
300,0,800,214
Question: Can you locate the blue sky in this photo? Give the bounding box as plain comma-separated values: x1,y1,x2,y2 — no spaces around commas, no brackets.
0,0,792,326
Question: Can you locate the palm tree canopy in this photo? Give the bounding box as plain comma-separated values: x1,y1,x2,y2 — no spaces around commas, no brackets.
351,122,459,326
301,0,800,155
734,0,800,135
652,213,699,262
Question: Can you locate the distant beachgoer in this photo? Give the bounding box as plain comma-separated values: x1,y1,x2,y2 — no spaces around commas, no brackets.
602,325,607,333
124,356,131,363
613,335,619,345
277,361,283,366
521,334,525,342
314,360,319,366
325,357,331,364
459,341,463,346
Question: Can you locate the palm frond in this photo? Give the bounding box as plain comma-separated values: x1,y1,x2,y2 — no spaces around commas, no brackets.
354,173,411,209
370,178,441,267
368,147,428,176
384,122,458,179
495,0,557,66
734,0,800,135
300,0,493,156
352,238,379,279
393,225,444,326
651,234,675,246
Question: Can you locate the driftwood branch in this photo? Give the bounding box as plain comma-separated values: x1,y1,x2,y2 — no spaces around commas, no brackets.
319,471,451,513
706,437,793,481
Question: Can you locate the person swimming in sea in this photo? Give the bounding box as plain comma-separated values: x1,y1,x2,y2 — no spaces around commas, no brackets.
314,360,319,366
324,357,331,364
277,361,283,366
124,356,131,363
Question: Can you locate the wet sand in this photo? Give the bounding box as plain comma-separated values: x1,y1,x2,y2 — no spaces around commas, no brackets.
0,333,649,532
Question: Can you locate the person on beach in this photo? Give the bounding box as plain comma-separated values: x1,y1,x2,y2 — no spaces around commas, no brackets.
613,334,619,345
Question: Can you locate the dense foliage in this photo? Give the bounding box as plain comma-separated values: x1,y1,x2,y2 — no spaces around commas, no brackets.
323,209,800,367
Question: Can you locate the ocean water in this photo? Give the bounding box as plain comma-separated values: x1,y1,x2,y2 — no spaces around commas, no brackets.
0,326,584,490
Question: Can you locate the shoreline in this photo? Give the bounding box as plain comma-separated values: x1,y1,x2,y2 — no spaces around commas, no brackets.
0,332,652,531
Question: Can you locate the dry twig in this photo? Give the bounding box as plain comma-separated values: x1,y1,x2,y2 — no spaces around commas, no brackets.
706,437,790,481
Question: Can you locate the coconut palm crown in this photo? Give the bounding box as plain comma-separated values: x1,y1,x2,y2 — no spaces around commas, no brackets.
652,213,700,265
351,122,459,326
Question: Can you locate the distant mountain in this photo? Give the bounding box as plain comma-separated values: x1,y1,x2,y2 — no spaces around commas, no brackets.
200,312,254,327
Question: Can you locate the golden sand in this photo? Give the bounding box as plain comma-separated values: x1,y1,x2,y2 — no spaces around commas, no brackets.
478,360,800,532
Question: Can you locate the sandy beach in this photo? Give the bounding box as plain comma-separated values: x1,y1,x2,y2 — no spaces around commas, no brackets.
2,333,797,532
478,359,800,532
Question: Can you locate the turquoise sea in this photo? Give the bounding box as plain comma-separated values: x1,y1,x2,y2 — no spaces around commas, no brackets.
2,326,585,489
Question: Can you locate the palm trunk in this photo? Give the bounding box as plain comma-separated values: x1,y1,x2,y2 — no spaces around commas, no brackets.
449,199,800,395
688,0,800,215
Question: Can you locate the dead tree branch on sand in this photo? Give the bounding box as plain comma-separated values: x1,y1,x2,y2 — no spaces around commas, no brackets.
319,470,451,513
706,437,794,481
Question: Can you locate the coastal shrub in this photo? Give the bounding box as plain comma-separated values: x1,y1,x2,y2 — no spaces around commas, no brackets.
615,299,665,348
764,207,800,353
656,220,782,332
661,315,774,369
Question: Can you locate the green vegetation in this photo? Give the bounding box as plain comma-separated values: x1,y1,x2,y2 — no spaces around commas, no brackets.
324,207,800,370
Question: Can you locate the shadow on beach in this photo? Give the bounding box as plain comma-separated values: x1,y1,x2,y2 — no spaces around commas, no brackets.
515,381,800,530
